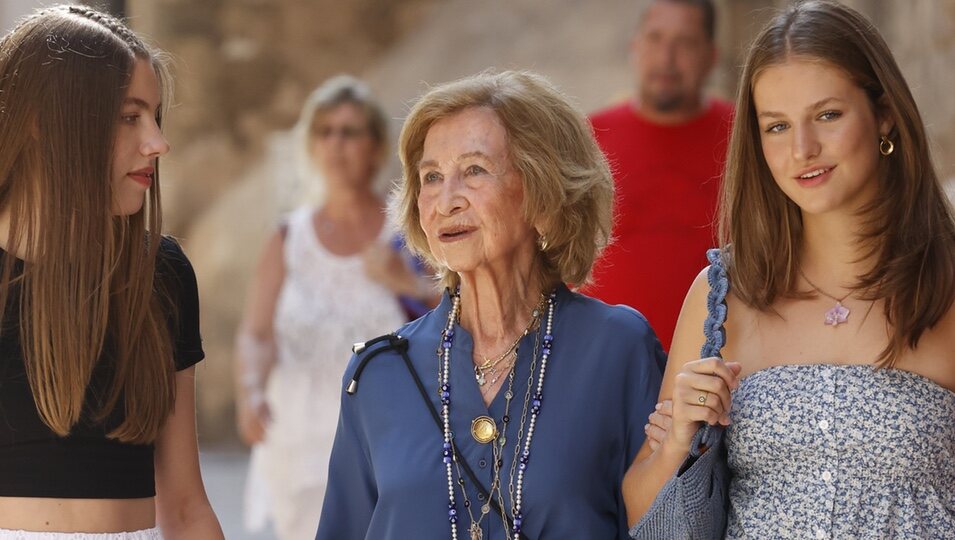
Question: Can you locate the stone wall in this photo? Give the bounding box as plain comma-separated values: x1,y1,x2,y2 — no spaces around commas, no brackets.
127,0,437,236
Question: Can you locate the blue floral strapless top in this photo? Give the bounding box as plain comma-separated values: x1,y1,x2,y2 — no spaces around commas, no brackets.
725,363,955,539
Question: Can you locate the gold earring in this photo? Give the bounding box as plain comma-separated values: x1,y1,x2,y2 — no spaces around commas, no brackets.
537,234,549,251
879,135,895,156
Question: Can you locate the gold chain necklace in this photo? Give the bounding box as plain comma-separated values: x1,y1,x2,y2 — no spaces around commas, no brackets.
473,295,546,386
479,352,519,400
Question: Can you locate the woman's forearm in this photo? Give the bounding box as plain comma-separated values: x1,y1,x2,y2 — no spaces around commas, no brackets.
623,437,690,525
234,331,277,399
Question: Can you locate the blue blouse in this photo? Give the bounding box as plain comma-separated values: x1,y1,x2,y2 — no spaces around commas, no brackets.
315,285,665,539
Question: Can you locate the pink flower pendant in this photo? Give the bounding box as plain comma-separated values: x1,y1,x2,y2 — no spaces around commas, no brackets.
824,302,850,326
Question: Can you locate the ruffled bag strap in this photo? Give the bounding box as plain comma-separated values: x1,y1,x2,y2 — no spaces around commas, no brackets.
701,248,729,360
630,248,731,540
690,248,730,457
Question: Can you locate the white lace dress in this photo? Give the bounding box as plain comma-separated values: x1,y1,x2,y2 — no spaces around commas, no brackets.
244,206,406,540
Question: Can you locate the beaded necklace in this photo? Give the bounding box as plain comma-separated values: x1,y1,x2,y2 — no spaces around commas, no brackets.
440,289,557,540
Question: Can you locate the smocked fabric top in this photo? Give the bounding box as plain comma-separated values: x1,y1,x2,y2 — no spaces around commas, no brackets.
703,249,955,539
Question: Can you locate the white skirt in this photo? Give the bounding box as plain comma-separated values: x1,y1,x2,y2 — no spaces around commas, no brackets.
0,528,161,540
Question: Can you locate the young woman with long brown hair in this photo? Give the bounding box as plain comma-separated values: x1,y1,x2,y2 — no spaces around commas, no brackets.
0,5,223,539
625,1,955,538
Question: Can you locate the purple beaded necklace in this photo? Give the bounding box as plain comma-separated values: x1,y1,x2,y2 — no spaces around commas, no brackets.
440,288,557,540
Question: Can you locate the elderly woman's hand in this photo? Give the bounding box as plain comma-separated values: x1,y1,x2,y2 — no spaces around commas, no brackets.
362,243,415,293
665,357,741,450
361,242,405,287
644,400,673,452
362,243,437,302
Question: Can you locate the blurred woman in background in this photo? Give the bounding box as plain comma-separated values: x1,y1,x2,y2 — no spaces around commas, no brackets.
234,75,434,540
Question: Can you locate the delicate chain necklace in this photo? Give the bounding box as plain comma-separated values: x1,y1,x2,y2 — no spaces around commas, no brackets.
798,269,852,326
440,289,557,540
479,352,518,401
473,298,545,386
475,343,518,386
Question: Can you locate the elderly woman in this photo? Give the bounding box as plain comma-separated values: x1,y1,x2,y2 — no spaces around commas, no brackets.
316,71,665,539
234,75,432,540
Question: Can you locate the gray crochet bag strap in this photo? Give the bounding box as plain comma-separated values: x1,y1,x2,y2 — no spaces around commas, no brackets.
690,248,729,456
628,248,731,540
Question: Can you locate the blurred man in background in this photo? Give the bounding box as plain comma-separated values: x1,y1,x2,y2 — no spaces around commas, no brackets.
586,0,733,350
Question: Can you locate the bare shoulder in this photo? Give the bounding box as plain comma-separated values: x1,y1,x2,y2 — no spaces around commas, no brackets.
255,227,287,273
916,295,955,390
655,268,713,401
239,227,289,334
669,267,712,363
264,226,287,255
936,295,955,341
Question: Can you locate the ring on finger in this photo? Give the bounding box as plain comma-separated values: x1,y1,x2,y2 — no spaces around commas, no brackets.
698,392,708,405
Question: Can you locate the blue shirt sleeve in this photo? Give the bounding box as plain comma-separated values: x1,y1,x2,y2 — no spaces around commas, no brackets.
625,314,666,462
315,356,378,539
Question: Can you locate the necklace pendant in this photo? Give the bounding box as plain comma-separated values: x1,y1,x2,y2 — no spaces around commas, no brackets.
824,302,850,326
475,369,486,386
469,523,483,540
471,415,498,444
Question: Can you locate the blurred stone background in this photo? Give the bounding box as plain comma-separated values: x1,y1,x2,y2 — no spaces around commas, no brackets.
3,1,954,536
4,0,953,443
148,0,955,441
149,0,955,444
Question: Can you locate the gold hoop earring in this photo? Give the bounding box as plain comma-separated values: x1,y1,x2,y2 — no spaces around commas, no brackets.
537,234,549,251
879,135,895,156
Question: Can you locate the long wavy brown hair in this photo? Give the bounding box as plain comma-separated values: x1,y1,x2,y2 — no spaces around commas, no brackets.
719,0,955,366
0,6,175,443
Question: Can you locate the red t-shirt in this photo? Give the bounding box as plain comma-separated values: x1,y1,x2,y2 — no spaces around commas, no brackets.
585,99,733,351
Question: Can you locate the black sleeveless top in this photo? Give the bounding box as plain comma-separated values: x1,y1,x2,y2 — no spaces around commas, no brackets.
0,237,204,498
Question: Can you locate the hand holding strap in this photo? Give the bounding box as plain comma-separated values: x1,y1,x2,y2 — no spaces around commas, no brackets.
630,248,731,540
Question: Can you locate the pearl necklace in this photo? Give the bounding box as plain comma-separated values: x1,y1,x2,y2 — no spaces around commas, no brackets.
440,289,557,540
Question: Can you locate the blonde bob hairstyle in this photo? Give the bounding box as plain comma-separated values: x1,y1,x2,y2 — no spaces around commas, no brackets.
396,70,614,289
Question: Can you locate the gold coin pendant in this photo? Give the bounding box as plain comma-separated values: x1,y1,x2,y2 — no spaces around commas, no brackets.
470,415,498,444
